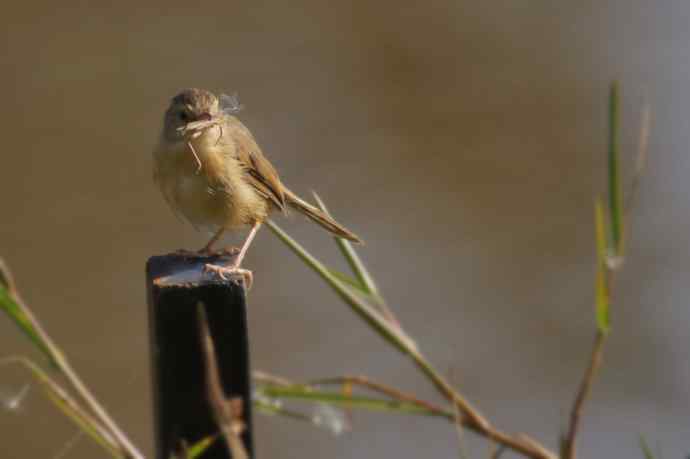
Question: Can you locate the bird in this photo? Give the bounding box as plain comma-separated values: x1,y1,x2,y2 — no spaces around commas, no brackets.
153,88,361,286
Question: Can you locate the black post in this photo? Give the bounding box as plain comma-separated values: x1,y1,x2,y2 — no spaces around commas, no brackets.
147,253,254,459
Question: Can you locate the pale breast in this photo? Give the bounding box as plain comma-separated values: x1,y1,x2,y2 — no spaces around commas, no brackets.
173,172,228,228
153,126,269,231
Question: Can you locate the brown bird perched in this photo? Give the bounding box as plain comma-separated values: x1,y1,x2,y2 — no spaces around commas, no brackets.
153,88,361,285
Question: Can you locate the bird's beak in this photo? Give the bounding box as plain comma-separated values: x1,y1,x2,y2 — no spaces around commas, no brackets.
196,112,212,122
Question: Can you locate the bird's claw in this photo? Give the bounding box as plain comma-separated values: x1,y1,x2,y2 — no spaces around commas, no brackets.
203,263,253,290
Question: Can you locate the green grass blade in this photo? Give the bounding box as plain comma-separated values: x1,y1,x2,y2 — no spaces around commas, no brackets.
186,435,218,459
45,391,123,458
608,81,623,255
326,268,372,295
266,220,490,427
1,357,123,458
638,435,656,459
257,385,453,420
311,192,380,298
255,397,352,435
0,285,54,363
266,220,419,354
327,269,391,310
254,398,314,422
311,193,400,325
0,261,143,459
0,259,13,291
595,198,611,333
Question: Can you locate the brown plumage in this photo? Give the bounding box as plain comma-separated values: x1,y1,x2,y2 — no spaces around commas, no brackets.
153,88,361,282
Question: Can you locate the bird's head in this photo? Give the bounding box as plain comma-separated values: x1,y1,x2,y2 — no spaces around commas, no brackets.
162,88,220,140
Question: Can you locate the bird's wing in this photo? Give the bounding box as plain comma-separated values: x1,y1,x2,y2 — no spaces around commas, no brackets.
226,117,286,211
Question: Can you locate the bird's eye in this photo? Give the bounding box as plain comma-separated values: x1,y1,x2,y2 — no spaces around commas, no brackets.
178,111,190,122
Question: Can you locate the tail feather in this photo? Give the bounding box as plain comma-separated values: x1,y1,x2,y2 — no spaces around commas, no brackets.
283,189,362,243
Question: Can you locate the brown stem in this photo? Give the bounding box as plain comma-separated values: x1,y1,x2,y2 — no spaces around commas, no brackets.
407,349,557,459
197,304,248,459
561,331,607,459
262,224,559,459
252,370,295,387
274,363,555,459
307,375,450,417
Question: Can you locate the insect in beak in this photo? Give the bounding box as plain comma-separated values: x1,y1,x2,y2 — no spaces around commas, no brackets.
196,112,212,122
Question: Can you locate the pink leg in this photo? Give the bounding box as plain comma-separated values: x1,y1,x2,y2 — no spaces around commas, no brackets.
200,227,226,254
231,221,261,268
204,222,262,288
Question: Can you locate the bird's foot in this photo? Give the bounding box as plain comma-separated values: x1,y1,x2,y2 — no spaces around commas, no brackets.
203,263,253,290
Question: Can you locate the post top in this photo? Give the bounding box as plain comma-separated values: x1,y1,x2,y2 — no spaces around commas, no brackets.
146,252,240,288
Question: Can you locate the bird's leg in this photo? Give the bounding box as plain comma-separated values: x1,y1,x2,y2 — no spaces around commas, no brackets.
198,228,240,255
232,221,261,268
174,228,230,258
204,222,262,288
199,227,226,254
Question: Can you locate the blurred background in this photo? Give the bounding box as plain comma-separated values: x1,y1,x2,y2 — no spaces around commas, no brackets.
1,1,688,457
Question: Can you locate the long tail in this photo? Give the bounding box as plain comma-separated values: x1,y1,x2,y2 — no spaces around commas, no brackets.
283,189,362,243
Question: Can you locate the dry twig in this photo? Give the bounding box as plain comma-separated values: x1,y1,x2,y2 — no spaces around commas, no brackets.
308,375,449,417
561,331,607,459
197,303,249,459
